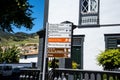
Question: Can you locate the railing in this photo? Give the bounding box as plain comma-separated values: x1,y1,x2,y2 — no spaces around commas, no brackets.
19,69,40,80
48,68,120,80
18,68,120,80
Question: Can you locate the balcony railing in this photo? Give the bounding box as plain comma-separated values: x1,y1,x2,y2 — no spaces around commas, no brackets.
48,68,120,80
18,68,120,80
19,69,40,80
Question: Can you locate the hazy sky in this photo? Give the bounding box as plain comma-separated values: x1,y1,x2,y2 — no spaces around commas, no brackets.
14,0,44,33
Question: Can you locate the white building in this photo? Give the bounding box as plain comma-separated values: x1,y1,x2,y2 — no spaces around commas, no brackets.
19,53,38,64
19,43,39,67
19,54,38,68
38,0,120,70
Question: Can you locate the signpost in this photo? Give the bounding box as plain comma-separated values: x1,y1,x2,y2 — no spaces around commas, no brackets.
47,23,72,58
42,23,72,80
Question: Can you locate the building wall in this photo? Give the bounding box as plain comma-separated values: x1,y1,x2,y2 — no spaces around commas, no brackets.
74,26,120,70
100,0,120,24
48,0,79,25
48,0,120,70
48,0,120,25
19,55,38,64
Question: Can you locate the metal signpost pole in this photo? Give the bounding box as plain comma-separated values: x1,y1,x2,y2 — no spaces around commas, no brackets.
42,23,48,80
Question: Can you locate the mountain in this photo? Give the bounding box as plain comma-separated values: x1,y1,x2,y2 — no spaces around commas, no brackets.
0,31,13,43
0,31,39,45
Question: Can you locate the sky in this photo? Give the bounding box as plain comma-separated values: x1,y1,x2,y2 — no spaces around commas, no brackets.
13,0,44,33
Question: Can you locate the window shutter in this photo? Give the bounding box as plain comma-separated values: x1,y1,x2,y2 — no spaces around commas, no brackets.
107,38,117,49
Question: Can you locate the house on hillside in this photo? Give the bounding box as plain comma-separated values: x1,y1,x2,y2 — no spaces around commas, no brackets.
19,43,39,67
37,0,120,70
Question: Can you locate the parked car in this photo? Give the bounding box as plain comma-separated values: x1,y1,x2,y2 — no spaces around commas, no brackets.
0,65,13,76
0,66,2,76
12,67,21,75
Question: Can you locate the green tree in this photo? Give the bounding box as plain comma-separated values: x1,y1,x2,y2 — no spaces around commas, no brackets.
0,46,4,63
0,45,21,63
0,0,34,32
97,49,120,70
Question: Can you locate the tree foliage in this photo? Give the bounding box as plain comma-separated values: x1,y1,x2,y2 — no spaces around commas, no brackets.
0,0,34,32
97,49,120,70
0,45,21,63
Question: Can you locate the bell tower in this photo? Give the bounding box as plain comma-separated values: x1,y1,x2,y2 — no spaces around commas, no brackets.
79,0,99,27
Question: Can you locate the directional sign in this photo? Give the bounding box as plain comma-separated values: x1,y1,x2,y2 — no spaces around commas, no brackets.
48,43,71,48
48,48,70,53
48,38,71,43
47,23,72,58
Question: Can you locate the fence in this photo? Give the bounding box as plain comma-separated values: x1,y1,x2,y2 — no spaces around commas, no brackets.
18,68,120,80
48,68,120,80
19,69,40,80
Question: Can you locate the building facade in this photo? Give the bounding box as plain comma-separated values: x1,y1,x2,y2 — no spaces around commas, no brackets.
19,43,39,67
39,0,120,70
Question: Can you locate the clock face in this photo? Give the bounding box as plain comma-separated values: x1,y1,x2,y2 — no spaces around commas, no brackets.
81,0,98,14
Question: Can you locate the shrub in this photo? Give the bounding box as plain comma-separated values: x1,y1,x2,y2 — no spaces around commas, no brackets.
97,49,120,70
72,61,79,69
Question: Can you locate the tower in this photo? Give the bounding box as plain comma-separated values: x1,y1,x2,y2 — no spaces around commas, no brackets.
79,0,99,27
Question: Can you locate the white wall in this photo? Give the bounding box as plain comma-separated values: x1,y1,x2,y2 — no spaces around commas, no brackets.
48,0,79,25
100,0,120,24
74,26,120,70
48,0,120,70
48,0,120,25
19,55,38,63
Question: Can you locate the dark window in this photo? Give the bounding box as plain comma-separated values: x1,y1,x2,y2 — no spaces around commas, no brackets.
79,0,99,26
82,0,89,13
73,38,81,46
105,34,120,49
90,0,97,12
24,55,27,59
117,39,120,48
107,38,117,49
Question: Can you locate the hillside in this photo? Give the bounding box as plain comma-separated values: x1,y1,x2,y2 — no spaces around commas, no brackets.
0,31,39,46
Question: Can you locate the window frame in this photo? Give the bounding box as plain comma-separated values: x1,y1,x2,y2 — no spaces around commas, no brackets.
105,34,120,49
